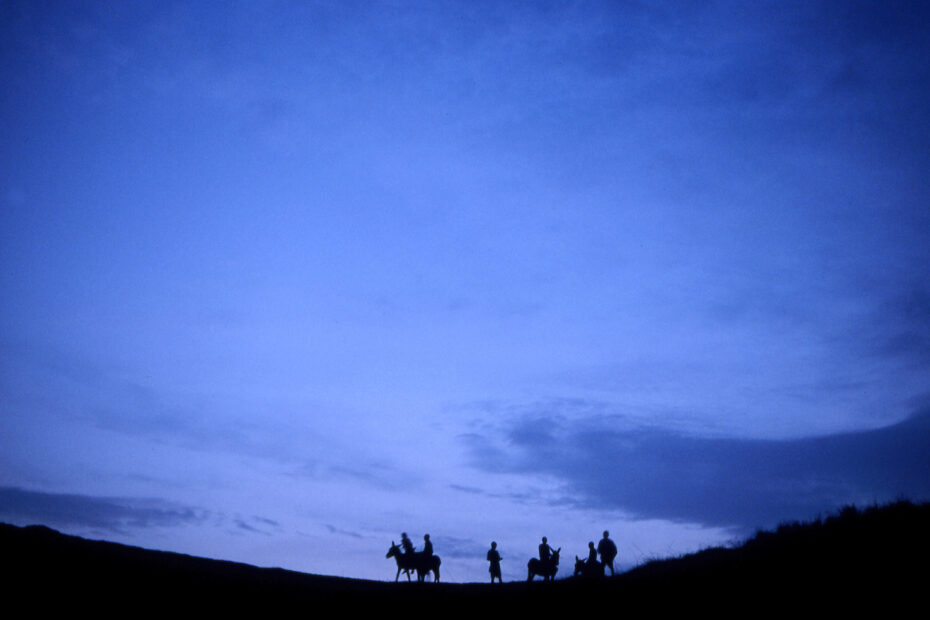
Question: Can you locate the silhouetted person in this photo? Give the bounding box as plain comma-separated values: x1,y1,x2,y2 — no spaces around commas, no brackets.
487,541,502,583
539,536,553,563
422,533,433,558
587,541,597,565
597,530,617,576
401,532,415,556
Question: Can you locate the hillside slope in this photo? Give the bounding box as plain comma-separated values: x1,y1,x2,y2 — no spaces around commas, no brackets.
4,501,928,614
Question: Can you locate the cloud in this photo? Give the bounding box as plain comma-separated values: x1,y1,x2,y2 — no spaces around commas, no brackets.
324,524,364,540
430,534,486,560
230,515,282,536
864,285,930,369
288,458,424,493
0,337,218,448
233,518,265,534
462,406,930,532
1,339,419,486
0,486,206,534
448,482,543,507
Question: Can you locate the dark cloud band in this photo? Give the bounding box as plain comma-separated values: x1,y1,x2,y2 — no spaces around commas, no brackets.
464,407,930,532
0,487,205,533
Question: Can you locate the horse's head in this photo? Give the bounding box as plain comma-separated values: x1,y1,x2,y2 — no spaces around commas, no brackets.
552,547,561,565
386,541,400,558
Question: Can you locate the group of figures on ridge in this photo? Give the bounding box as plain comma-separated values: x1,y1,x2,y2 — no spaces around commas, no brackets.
386,530,618,583
571,531,618,580
527,531,618,582
386,533,442,582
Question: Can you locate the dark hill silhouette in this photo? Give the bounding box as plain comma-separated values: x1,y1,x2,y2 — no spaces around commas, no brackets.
4,500,928,615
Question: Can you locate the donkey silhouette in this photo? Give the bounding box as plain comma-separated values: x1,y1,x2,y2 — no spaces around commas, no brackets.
574,556,603,578
386,541,441,582
527,547,561,581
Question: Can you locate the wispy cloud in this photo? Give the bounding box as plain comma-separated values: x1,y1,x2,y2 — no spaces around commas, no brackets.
863,285,930,369
231,515,281,536
324,523,364,539
430,534,486,560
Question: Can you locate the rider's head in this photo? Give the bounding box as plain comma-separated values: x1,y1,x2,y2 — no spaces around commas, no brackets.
542,536,547,543
424,534,430,540
491,541,497,548
603,530,609,538
589,541,595,548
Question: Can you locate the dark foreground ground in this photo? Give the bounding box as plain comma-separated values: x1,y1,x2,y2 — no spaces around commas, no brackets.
4,501,928,615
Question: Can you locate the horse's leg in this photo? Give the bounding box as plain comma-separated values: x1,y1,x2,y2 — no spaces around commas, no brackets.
395,566,401,582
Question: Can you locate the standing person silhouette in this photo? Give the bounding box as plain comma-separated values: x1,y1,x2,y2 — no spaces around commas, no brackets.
597,530,618,576
487,541,502,583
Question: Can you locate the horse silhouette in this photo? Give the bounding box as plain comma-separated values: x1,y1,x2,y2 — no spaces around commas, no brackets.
386,541,441,583
574,556,603,578
527,547,560,581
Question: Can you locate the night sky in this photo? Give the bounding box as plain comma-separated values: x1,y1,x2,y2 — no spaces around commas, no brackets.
2,1,929,582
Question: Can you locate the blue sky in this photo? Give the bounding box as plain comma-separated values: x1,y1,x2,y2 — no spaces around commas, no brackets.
1,1,928,582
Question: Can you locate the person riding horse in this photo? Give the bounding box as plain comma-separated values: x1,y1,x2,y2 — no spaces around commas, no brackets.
387,538,441,582
422,534,433,558
539,536,553,562
528,541,561,581
401,532,415,556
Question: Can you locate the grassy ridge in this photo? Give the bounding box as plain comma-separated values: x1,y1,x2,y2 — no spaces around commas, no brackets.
4,500,928,614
